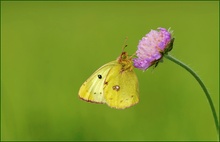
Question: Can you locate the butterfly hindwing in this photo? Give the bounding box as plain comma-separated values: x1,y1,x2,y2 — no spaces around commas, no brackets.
103,63,139,109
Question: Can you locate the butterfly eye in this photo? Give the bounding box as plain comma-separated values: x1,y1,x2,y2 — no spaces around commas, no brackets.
98,74,102,79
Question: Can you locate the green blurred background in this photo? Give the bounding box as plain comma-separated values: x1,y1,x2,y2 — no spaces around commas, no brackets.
1,1,219,141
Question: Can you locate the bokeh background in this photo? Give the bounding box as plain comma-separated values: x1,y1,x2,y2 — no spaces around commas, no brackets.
1,1,219,141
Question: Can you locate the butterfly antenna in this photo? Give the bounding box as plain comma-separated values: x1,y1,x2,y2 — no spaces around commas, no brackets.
122,37,128,52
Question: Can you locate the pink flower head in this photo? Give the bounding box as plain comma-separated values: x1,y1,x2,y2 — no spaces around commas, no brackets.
133,27,174,70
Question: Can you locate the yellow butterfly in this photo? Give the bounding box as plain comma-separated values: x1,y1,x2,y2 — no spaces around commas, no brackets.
78,51,139,109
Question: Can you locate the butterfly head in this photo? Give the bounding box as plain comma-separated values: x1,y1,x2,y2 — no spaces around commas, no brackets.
117,52,134,72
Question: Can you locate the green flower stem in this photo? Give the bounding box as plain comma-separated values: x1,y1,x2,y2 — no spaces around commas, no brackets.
164,54,219,134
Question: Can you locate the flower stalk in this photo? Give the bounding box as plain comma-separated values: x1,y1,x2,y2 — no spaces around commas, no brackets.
133,27,219,135
164,54,219,134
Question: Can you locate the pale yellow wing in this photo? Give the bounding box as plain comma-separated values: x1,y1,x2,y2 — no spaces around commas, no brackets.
103,63,139,109
78,61,117,103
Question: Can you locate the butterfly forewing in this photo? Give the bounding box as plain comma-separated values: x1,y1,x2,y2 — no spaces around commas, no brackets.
79,61,117,103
